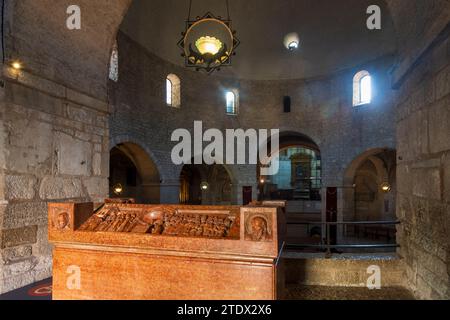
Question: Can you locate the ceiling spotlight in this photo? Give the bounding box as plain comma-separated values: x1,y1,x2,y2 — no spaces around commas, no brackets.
288,41,299,50
284,32,300,51
11,61,22,70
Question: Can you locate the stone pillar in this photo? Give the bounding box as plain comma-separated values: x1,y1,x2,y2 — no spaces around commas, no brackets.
321,186,342,247
231,184,241,205
336,187,345,244
160,181,180,204
320,187,327,242
139,183,161,204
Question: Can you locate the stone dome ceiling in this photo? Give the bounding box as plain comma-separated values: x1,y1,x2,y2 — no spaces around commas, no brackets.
120,0,397,80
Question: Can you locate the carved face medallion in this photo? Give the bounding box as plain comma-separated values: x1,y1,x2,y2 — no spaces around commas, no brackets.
245,213,272,242
53,211,70,231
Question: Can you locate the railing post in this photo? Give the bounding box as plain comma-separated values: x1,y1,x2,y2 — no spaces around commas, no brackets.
326,223,331,258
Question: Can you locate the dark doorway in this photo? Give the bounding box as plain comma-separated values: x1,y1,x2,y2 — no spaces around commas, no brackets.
179,165,203,205
109,143,161,204
180,164,233,205
243,186,253,206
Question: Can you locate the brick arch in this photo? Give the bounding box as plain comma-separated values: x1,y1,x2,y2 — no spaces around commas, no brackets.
257,130,322,177
275,128,323,152
110,135,168,183
343,148,393,186
188,152,237,185
342,148,396,221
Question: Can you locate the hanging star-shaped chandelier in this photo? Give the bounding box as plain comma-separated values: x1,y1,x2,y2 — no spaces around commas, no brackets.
177,1,240,74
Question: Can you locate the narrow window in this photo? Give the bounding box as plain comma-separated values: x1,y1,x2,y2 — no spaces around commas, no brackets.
166,74,181,108
283,96,291,113
360,75,372,104
353,70,372,106
226,90,238,115
166,78,173,106
109,41,119,82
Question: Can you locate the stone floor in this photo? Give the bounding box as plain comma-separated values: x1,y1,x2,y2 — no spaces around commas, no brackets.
1,278,415,300
285,285,415,300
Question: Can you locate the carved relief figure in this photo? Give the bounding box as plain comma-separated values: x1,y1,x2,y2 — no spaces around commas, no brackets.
56,212,70,231
250,217,268,241
245,212,272,241
79,204,237,239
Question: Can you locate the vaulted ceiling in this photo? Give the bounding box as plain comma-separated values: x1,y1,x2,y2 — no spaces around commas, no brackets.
5,0,448,96
120,0,397,80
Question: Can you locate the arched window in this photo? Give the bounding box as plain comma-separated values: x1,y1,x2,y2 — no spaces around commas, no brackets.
226,90,239,115
109,41,119,82
353,70,372,106
166,78,173,105
166,74,181,108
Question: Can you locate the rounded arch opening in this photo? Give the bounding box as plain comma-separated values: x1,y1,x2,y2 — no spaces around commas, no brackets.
179,163,233,205
110,142,161,204
343,148,397,225
258,132,322,203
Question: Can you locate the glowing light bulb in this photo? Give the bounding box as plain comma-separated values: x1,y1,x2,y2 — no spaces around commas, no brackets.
288,41,298,50
381,183,391,193
113,183,123,195
200,182,209,191
195,36,223,55
284,32,300,51
12,61,22,70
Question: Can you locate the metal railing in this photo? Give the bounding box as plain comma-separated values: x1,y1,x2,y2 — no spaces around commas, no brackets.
286,220,400,254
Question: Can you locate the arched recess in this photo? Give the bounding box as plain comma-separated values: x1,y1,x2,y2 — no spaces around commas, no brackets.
343,148,396,222
258,131,322,206
179,162,233,206
110,142,161,204
4,0,133,99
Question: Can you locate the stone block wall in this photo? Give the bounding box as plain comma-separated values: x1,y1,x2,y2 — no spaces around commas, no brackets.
285,255,406,288
0,67,110,294
395,27,450,300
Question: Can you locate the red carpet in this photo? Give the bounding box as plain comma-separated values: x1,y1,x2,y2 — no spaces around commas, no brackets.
0,278,52,300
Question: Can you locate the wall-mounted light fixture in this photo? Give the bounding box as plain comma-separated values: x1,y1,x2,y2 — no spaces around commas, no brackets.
11,61,22,70
113,183,124,196
381,182,391,193
200,182,209,191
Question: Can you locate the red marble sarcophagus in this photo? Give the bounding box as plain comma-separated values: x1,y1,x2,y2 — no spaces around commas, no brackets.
48,202,286,300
